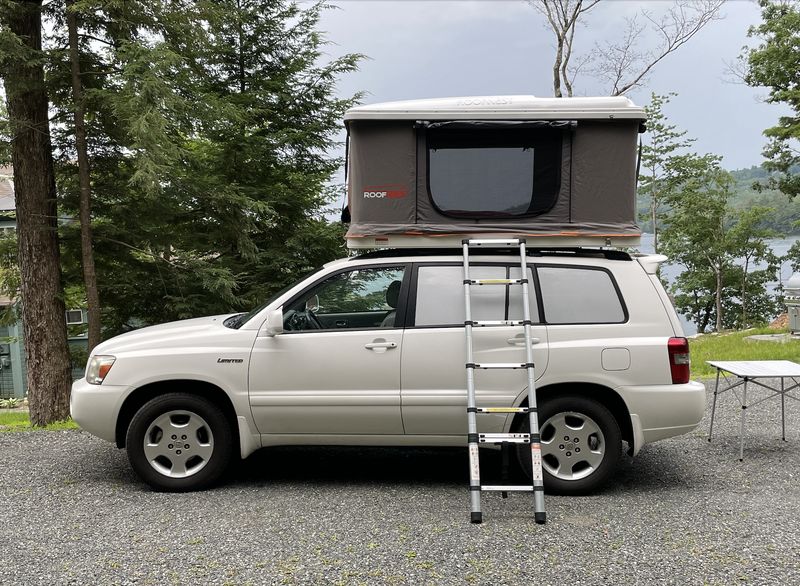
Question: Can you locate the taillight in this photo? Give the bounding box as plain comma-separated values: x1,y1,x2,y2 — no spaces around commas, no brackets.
667,337,690,384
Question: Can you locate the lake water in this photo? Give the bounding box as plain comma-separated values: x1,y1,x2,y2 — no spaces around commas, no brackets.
635,233,800,335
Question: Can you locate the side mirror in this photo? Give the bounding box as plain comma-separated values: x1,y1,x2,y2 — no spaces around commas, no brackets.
259,307,284,337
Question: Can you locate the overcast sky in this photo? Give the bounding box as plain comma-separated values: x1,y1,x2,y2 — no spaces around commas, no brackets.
318,0,784,170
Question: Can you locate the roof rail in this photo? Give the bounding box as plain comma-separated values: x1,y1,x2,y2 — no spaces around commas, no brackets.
353,247,632,261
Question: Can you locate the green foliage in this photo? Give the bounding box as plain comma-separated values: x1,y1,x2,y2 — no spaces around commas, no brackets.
639,163,800,235
638,93,696,253
0,397,21,408
744,0,800,199
69,343,88,370
313,268,399,313
43,0,360,335
661,159,782,333
788,239,800,272
0,230,19,325
0,98,9,165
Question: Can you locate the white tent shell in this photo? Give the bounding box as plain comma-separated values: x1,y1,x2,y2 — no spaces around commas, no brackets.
343,96,647,249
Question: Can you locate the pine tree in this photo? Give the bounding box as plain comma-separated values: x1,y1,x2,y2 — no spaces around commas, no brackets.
51,0,361,333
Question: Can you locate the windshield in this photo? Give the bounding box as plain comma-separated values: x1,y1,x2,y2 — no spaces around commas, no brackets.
224,267,323,329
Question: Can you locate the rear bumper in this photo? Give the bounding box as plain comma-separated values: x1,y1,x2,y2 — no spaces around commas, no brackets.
70,378,131,443
618,380,706,455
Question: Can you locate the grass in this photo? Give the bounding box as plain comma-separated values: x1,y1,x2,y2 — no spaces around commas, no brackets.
689,327,800,379
0,410,79,432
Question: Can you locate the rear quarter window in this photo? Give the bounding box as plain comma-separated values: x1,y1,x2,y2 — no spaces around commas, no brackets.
537,265,626,324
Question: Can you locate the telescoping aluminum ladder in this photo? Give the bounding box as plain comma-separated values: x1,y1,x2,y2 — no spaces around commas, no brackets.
462,238,546,524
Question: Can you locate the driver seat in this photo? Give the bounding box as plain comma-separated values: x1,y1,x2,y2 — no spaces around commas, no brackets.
380,280,402,328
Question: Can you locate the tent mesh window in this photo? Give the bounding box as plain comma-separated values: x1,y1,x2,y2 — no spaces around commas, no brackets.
426,124,563,219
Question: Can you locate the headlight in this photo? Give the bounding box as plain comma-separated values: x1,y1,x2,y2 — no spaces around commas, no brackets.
86,355,116,385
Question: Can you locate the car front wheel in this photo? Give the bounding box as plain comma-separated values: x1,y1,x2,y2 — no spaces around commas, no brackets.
126,393,233,492
516,395,621,495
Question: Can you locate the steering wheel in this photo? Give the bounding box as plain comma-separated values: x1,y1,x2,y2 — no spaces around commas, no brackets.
284,308,322,331
305,309,323,329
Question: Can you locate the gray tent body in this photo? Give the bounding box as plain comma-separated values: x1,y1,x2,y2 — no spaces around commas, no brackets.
344,96,647,249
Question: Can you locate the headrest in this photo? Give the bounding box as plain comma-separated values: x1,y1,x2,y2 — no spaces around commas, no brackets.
386,280,401,309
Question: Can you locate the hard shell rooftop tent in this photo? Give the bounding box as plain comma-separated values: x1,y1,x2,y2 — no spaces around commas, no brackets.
343,95,647,249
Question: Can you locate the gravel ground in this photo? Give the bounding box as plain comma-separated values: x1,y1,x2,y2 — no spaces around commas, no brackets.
2,380,800,586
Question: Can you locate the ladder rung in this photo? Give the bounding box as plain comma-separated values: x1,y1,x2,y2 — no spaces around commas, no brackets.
468,320,526,327
470,362,532,369
481,485,534,492
479,433,530,444
467,278,525,286
464,238,525,247
476,407,530,414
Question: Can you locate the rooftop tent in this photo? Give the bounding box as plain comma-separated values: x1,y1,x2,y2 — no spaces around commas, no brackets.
343,96,647,249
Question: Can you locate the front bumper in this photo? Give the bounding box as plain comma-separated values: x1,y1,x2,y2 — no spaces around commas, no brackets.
70,378,132,443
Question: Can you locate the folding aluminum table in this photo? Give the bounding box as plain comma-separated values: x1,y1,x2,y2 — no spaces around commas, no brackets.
707,360,800,460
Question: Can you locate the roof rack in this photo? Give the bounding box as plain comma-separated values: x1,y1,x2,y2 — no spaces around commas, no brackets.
352,247,632,262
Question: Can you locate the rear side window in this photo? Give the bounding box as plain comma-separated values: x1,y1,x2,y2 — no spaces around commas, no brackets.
537,266,625,324
414,265,539,327
427,127,562,218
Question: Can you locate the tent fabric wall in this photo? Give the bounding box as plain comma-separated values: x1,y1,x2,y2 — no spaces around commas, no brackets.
571,121,639,227
348,122,416,226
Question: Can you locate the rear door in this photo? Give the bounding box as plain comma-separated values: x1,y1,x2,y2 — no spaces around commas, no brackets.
400,262,549,436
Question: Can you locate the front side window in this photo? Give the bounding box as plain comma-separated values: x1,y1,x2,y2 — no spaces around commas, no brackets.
284,266,406,332
427,127,562,218
537,266,625,324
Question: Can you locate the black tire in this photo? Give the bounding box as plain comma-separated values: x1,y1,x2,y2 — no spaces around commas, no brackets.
515,395,621,495
126,392,233,492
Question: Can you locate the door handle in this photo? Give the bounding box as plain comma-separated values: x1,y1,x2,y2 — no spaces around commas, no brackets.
335,320,348,327
507,336,540,345
365,338,397,353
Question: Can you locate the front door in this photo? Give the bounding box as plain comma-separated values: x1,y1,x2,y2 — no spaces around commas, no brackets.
248,265,408,435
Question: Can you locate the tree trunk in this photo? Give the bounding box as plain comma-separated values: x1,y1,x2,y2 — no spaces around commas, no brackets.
552,34,564,97
648,162,659,255
2,0,73,425
715,266,723,332
741,257,749,328
66,0,102,352
650,195,658,254
699,299,713,333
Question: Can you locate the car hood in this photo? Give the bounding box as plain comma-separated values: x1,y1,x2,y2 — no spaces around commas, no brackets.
91,314,240,355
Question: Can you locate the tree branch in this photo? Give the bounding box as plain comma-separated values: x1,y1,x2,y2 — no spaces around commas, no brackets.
530,0,601,97
612,0,725,96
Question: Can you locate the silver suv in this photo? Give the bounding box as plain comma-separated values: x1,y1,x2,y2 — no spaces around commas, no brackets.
71,247,706,494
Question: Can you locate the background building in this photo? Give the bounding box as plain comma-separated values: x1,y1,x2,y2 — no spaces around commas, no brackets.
0,166,86,398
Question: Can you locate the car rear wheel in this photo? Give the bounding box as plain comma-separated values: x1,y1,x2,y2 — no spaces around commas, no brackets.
126,393,233,492
516,395,621,495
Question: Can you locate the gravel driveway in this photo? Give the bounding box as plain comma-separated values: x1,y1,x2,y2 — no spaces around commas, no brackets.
1,381,799,585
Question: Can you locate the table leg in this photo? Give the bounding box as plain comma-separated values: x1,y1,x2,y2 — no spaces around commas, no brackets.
709,368,721,442
739,378,748,462
781,377,786,442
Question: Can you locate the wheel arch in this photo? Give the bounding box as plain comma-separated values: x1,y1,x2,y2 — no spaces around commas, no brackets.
512,382,634,452
115,379,240,451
